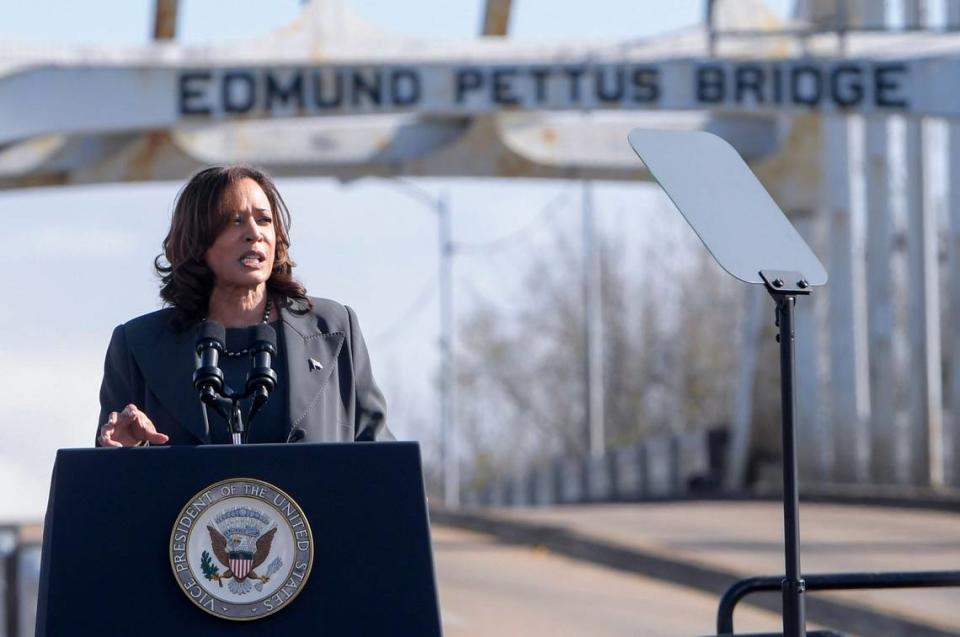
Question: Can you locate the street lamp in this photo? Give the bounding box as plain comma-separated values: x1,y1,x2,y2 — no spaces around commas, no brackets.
360,178,459,508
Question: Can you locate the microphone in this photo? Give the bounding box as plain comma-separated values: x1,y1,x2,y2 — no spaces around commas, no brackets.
193,320,225,396
245,323,279,423
193,320,225,442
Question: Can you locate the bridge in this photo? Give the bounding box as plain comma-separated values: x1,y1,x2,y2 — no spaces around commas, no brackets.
432,500,959,636
3,497,957,636
3,1,960,635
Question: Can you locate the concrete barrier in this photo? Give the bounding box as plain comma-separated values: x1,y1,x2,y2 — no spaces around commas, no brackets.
586,453,613,501
676,431,711,494
508,473,532,506
613,443,644,500
489,480,507,506
643,436,674,497
463,427,729,506
532,463,557,505
558,457,586,503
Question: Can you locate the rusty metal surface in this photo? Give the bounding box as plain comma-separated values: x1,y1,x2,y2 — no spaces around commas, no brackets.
0,109,788,188
0,0,912,189
153,0,178,41
480,0,512,37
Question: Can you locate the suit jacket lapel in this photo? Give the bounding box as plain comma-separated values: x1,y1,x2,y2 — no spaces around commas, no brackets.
125,314,210,443
280,301,344,428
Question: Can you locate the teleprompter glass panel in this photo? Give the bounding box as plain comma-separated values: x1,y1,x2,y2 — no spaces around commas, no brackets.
627,129,827,287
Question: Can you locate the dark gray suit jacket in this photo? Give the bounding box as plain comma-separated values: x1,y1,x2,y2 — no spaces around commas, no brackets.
97,297,390,445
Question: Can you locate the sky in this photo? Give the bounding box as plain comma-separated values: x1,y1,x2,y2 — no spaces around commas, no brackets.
0,0,793,520
0,0,791,45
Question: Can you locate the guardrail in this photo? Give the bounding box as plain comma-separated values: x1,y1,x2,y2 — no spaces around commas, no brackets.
463,428,729,506
0,523,41,637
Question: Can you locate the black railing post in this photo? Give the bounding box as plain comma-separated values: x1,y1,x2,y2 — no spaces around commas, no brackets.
4,527,18,637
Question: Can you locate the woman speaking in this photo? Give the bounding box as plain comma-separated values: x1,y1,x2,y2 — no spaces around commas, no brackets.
96,165,389,446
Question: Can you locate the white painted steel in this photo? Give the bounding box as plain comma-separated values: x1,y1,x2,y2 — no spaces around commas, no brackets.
856,0,887,29
863,115,899,483
903,118,944,486
950,0,960,30
944,0,960,487
792,212,830,481
824,115,869,483
725,286,766,490
4,0,960,494
902,0,941,483
948,121,960,485
0,56,942,147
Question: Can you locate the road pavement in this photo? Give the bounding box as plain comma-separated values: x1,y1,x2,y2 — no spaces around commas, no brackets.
432,524,795,636
432,500,960,636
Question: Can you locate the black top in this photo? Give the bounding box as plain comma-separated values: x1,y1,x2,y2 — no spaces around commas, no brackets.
215,319,289,444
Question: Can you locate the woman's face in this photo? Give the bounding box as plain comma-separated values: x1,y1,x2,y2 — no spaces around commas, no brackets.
205,177,276,291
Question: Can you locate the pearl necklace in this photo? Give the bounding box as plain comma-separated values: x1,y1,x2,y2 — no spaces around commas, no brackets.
214,297,273,359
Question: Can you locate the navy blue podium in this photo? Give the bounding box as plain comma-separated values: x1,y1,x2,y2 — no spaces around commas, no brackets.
35,442,442,636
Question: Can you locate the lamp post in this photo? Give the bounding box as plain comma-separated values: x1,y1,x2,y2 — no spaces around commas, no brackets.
370,179,458,507
582,181,604,458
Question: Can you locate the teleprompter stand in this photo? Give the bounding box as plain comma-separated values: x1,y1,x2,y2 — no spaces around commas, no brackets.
627,129,960,637
35,442,442,636
761,270,810,636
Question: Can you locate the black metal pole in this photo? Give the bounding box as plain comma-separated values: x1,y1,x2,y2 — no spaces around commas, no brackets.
5,533,18,637
718,570,960,634
777,293,806,637
230,400,244,445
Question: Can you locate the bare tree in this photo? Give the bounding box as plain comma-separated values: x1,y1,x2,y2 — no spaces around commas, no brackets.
453,208,743,487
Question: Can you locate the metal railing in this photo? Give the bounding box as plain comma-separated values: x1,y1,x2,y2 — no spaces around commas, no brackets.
715,570,960,636
0,524,41,637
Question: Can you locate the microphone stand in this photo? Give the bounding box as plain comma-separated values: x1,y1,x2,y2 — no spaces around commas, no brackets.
198,379,259,445
194,324,278,446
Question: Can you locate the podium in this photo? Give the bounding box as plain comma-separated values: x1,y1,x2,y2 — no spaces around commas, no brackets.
35,442,442,636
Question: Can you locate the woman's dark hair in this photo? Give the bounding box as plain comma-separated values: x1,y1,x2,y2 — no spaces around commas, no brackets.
155,165,311,331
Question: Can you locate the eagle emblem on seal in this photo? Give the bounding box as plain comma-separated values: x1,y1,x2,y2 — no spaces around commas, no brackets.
202,506,283,595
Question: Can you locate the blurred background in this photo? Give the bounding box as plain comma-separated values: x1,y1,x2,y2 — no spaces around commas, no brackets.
2,0,960,635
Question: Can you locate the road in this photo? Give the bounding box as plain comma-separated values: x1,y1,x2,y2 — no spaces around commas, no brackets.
482,501,960,633
431,500,960,636
432,524,800,636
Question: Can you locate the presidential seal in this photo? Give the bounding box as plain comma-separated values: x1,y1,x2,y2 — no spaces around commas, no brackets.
169,478,313,621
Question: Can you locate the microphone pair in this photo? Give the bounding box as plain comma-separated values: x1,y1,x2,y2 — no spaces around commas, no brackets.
193,320,278,398
193,321,279,439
